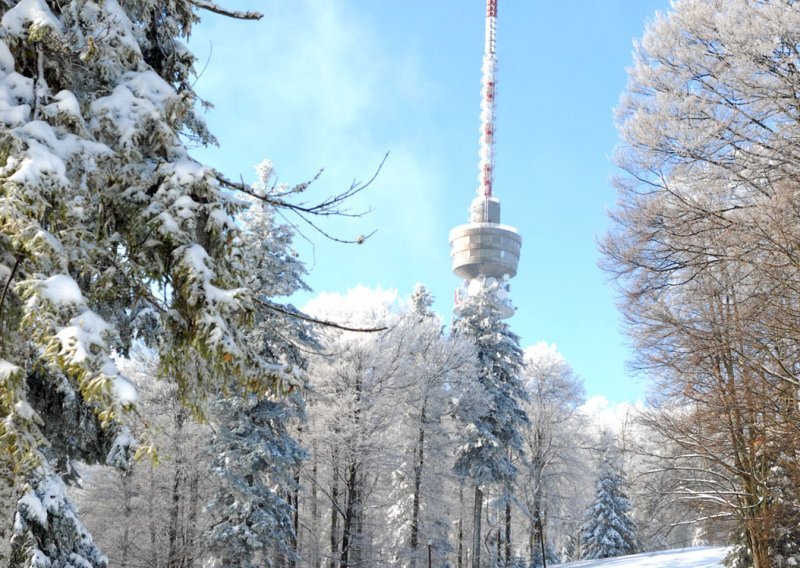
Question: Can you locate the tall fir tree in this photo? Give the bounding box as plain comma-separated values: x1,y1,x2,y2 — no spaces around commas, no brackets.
0,2,302,565
452,276,528,568
206,393,307,568
580,451,638,560
205,162,315,568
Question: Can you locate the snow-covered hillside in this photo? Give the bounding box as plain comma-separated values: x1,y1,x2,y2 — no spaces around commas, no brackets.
561,547,727,568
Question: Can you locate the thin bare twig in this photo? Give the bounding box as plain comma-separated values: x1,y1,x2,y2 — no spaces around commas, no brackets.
216,154,386,217
216,152,388,244
256,298,387,333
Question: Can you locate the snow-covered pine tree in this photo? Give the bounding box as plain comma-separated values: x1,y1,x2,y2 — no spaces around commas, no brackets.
0,2,302,565
580,450,638,560
206,394,307,568
205,162,314,568
452,276,528,568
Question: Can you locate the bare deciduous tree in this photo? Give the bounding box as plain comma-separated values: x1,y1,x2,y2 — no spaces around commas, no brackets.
604,2,800,565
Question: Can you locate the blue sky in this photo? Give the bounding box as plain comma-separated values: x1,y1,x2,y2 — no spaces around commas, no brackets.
188,0,671,404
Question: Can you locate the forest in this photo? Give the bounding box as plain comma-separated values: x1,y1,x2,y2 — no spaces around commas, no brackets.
1,1,799,568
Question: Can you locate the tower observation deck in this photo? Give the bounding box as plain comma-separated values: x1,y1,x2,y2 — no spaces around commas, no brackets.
449,0,521,318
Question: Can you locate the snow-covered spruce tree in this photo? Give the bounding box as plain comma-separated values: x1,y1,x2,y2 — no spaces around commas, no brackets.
580,450,638,560
205,162,315,568
206,394,307,568
0,2,306,566
81,285,320,567
452,277,528,568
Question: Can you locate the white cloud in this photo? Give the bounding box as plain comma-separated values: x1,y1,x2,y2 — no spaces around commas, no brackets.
580,394,642,434
303,285,399,326
523,341,565,366
268,0,379,130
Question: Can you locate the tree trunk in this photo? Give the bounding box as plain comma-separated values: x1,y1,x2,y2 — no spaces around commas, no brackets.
353,500,365,566
505,499,511,568
339,461,360,568
529,525,535,568
410,404,427,568
457,483,464,568
747,515,771,568
167,412,185,568
750,534,770,568
289,427,302,568
291,472,300,567
119,469,133,568
166,463,184,568
539,514,548,568
536,506,549,567
148,463,159,568
530,441,545,568
496,524,502,567
472,485,482,568
341,370,364,568
329,457,339,568
311,446,321,568
183,470,199,568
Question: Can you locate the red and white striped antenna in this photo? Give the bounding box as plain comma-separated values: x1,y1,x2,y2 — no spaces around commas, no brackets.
449,0,521,312
478,0,498,198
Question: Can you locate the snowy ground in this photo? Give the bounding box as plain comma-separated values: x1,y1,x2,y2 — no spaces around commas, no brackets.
560,547,727,568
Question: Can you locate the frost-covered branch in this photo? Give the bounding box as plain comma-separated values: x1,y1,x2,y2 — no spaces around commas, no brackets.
215,152,388,243
256,298,387,333
188,0,263,20
217,152,387,217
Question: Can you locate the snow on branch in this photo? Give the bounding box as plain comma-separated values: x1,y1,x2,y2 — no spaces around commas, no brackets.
188,0,263,20
256,298,387,334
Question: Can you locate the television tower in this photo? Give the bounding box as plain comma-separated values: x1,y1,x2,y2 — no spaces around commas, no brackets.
449,0,521,318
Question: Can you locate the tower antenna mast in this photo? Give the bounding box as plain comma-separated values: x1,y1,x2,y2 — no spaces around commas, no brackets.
479,0,498,198
449,0,522,319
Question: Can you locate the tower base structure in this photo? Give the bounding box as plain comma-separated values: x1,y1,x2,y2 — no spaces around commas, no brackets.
449,196,521,320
